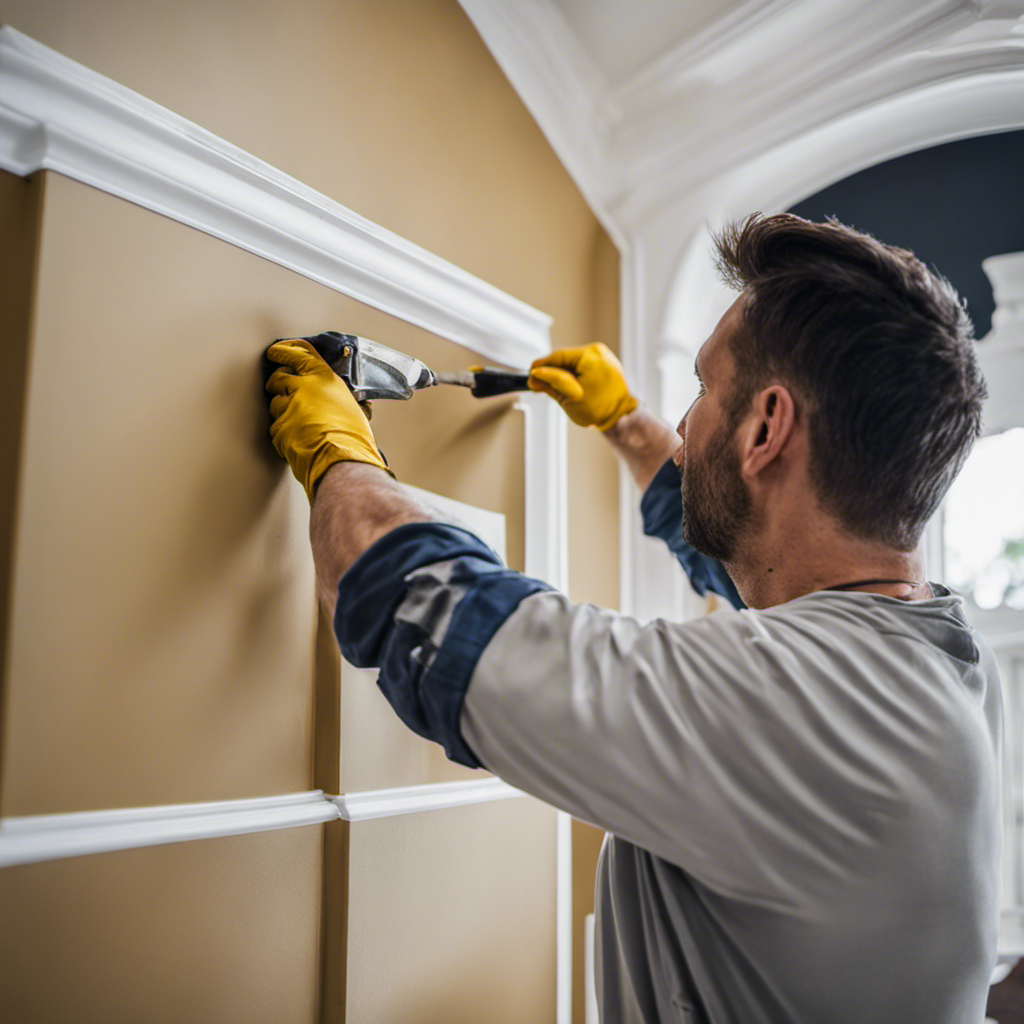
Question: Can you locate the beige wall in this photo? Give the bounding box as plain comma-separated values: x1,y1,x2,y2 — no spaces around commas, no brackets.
343,800,558,1024
0,826,323,1023
0,2,621,1021
0,170,42,782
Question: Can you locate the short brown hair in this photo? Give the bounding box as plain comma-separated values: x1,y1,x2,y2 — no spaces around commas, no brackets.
713,213,986,551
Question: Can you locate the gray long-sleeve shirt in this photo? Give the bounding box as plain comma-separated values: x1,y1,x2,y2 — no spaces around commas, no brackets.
461,585,1003,1023
333,464,1002,1023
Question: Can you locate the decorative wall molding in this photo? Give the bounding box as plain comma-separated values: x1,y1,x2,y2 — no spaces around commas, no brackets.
608,0,991,222
516,392,571,1024
608,0,789,114
332,777,526,821
0,25,551,368
0,779,537,865
518,393,569,592
584,912,599,1024
0,791,339,868
0,23,571,1015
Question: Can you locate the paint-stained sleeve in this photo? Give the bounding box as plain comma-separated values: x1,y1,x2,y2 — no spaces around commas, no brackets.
641,457,745,609
333,521,551,768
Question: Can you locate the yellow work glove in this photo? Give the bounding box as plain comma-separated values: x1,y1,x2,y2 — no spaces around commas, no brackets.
265,338,390,500
527,342,638,430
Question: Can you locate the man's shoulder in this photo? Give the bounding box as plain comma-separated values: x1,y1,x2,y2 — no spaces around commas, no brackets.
660,583,982,674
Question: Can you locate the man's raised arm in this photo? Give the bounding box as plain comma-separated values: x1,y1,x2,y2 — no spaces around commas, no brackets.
528,343,744,609
527,343,680,491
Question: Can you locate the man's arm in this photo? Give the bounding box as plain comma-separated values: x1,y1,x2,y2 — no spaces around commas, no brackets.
309,461,433,620
529,342,744,608
527,342,679,492
602,406,681,492
265,339,551,768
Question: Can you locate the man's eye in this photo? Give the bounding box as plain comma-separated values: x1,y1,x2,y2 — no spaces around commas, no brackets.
695,382,706,398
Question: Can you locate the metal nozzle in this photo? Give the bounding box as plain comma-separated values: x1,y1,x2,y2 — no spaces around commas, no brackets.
433,370,476,389
302,331,437,401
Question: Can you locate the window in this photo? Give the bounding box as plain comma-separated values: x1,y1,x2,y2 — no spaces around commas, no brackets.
944,427,1024,610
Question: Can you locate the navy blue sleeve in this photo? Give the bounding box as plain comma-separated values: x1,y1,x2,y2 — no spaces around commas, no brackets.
334,521,552,768
640,458,745,610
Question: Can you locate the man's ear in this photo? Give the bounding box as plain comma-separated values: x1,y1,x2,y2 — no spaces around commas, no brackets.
739,384,796,477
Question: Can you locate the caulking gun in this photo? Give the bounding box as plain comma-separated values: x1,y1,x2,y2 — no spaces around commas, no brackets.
270,330,532,404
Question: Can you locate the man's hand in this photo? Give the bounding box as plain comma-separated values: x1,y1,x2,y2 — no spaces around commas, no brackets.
528,343,638,430
265,338,390,500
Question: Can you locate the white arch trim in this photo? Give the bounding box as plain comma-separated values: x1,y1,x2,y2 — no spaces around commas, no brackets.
660,66,1024,364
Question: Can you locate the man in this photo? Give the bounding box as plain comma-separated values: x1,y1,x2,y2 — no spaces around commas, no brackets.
265,213,1001,1023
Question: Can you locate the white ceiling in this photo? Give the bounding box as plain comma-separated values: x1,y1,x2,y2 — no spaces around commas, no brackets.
549,0,751,87
460,0,1024,235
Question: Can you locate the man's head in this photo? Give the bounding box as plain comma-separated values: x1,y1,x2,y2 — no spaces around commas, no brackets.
678,213,986,558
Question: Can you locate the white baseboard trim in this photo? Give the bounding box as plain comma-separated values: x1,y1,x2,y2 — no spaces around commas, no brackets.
0,790,339,868
0,26,551,367
332,777,526,821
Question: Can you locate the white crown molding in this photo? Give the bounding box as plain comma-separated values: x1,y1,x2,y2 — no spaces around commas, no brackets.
0,25,550,367
610,4,1023,226
454,0,1024,234
332,777,526,821
0,790,339,868
608,0,792,114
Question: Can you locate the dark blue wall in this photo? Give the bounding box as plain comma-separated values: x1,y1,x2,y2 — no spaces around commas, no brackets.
788,130,1024,338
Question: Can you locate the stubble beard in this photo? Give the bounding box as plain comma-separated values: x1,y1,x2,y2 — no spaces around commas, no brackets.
680,424,753,564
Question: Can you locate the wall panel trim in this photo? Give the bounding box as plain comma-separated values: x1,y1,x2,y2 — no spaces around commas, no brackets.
0,781,539,866
332,778,526,821
0,25,551,367
0,790,339,867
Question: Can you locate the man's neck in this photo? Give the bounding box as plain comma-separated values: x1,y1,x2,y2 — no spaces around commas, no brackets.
726,516,927,610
